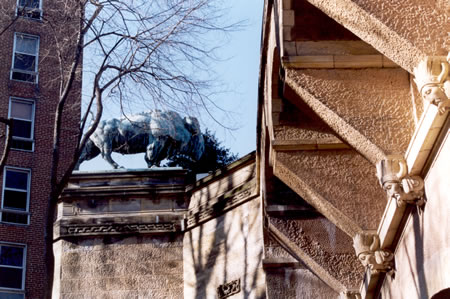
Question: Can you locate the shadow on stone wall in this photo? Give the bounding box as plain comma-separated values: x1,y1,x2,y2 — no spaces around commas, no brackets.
185,166,266,298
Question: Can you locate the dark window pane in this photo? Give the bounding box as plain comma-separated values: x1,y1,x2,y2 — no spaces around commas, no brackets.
5,171,28,190
19,0,40,8
14,54,35,72
0,267,23,289
12,71,35,82
1,212,28,224
10,101,32,120
17,9,41,19
0,246,23,267
0,292,24,299
3,190,27,211
11,140,33,151
12,120,32,139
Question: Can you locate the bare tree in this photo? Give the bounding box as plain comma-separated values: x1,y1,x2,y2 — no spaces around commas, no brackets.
2,0,238,297
53,0,236,297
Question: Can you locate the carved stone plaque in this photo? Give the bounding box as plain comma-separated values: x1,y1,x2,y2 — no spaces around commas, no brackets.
217,279,241,298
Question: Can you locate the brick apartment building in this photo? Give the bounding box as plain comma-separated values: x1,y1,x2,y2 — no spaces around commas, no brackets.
0,0,81,298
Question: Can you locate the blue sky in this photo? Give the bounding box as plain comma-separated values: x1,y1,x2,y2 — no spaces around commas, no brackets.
79,0,263,171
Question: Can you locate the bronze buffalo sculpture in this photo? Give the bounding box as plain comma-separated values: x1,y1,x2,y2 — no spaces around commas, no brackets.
75,111,205,169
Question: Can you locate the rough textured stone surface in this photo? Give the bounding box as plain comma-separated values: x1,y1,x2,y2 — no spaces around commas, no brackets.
276,150,385,231
379,130,450,299
57,235,184,299
266,268,340,299
183,198,266,299
305,0,449,72
286,68,415,157
274,98,338,141
270,216,364,289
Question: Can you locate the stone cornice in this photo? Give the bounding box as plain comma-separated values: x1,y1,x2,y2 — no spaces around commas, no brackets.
272,138,349,151
186,180,258,229
406,104,449,175
282,55,397,69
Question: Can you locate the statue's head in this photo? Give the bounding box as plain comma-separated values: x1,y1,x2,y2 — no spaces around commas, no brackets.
382,180,404,203
414,56,449,105
184,116,201,134
183,116,204,161
376,155,407,202
353,233,379,267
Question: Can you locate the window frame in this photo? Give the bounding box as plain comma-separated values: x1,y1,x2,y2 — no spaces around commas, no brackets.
0,242,26,295
1,167,31,226
16,0,42,20
10,33,40,84
8,97,35,152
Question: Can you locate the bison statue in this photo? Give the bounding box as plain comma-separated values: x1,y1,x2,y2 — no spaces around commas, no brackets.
75,111,205,169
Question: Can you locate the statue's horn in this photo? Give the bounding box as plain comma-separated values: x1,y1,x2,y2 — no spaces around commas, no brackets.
369,234,380,252
438,61,449,83
394,156,407,179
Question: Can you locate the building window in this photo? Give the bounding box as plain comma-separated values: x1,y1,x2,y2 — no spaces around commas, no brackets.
1,168,30,225
0,243,26,299
9,98,35,151
16,0,42,20
11,33,39,83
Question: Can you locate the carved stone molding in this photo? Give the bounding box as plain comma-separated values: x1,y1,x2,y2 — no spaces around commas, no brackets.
376,155,425,207
187,181,257,228
353,233,394,274
217,279,241,299
62,222,176,237
413,55,450,115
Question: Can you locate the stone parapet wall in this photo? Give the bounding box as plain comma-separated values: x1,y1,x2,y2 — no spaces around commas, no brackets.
54,155,261,299
183,197,266,299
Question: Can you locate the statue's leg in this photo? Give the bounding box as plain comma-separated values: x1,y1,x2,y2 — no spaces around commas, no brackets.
146,141,161,167
74,139,100,170
102,143,121,169
146,136,169,167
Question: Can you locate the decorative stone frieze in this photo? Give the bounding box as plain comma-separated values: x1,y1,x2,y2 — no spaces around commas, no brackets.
413,55,450,115
61,222,177,237
353,233,394,274
376,155,425,207
217,279,241,298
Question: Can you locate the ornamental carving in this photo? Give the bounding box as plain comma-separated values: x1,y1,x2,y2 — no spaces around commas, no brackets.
217,279,241,298
65,222,176,236
353,233,393,274
376,155,425,207
413,55,450,115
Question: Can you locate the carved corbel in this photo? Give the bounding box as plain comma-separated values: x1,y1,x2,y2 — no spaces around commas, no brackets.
376,155,425,207
413,55,450,115
353,233,394,274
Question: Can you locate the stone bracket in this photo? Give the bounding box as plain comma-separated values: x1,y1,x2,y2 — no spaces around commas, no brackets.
353,233,394,275
376,155,425,208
